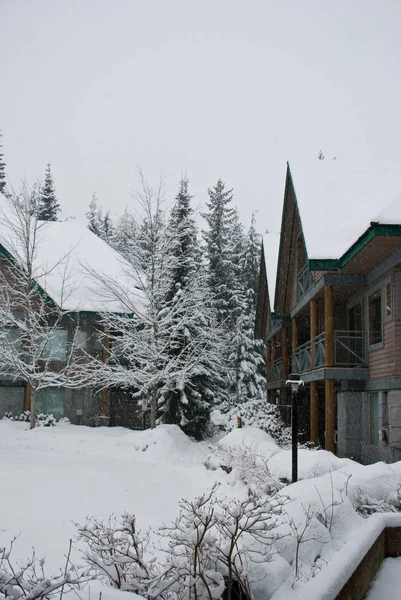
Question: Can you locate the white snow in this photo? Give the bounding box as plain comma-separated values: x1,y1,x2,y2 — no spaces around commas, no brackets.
287,160,401,260
365,556,401,600
0,192,145,313
262,232,280,309
2,421,401,600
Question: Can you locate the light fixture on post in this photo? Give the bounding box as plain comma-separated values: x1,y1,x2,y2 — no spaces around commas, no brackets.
286,373,304,483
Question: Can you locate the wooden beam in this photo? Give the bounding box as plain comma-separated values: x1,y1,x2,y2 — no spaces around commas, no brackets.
325,379,336,453
25,383,32,412
310,381,319,446
324,285,334,367
266,341,272,367
271,335,276,365
100,327,110,416
291,318,298,373
310,299,317,370
282,328,288,381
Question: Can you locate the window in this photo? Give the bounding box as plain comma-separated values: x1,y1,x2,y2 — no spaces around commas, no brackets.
41,330,68,362
385,281,392,320
73,329,88,352
368,289,382,347
37,388,65,418
369,392,379,445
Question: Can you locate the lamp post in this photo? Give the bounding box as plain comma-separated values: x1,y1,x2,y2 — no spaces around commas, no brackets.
286,374,304,483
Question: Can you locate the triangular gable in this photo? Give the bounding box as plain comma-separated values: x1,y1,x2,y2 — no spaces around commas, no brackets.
255,234,280,339
274,164,309,316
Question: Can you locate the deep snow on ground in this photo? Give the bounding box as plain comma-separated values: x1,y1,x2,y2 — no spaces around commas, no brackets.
365,557,401,599
1,421,401,599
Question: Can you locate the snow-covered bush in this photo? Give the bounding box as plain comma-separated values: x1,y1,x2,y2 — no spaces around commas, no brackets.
212,399,291,446
77,484,287,600
353,484,401,517
0,537,89,600
77,512,153,596
2,412,66,427
217,442,284,496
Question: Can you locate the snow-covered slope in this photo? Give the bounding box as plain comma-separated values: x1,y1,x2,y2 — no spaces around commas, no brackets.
2,422,401,599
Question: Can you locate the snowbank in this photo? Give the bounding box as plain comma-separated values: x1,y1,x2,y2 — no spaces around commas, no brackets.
2,420,401,600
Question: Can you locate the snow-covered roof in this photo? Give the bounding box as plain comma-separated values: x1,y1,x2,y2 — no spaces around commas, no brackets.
0,193,145,313
262,233,280,310
288,160,401,260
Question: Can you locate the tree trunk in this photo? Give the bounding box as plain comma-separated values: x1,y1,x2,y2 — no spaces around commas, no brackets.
30,385,36,430
150,387,157,429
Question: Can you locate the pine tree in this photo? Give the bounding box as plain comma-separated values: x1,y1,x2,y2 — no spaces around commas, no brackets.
159,178,223,439
202,179,237,327
86,192,104,237
111,207,138,259
0,131,7,195
229,213,266,404
102,210,114,244
37,163,60,221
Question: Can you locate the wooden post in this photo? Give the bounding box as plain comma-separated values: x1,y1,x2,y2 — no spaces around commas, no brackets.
324,285,334,367
271,335,276,367
325,379,336,453
310,299,317,370
310,381,319,446
266,340,272,383
25,383,32,412
310,300,319,446
282,328,288,381
100,328,110,416
291,318,298,373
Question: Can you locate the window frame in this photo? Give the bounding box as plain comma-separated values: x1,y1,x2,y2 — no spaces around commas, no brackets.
367,286,383,350
384,278,393,323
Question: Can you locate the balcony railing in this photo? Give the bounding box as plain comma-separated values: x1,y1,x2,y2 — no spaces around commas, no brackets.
293,330,367,373
334,330,367,367
273,358,282,380
267,330,367,381
295,340,311,373
297,263,314,299
313,332,325,368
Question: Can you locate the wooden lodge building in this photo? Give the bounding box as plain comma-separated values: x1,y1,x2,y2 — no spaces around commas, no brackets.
256,161,401,464
0,192,146,428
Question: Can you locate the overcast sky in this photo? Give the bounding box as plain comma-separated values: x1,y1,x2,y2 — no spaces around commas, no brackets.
1,0,400,232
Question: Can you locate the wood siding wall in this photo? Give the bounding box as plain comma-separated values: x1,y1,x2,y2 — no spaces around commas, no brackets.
368,270,399,379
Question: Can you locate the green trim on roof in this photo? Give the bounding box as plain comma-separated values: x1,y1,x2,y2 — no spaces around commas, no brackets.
308,224,401,271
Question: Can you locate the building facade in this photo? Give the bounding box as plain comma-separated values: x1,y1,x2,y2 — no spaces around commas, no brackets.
256,161,401,464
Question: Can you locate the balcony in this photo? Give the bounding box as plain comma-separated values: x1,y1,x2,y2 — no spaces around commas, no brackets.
267,330,367,382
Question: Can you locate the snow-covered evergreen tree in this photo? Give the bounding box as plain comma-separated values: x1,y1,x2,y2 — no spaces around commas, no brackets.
229,213,266,404
86,192,104,237
102,210,114,244
0,131,7,195
111,207,138,260
159,178,223,439
202,179,238,327
37,163,60,221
